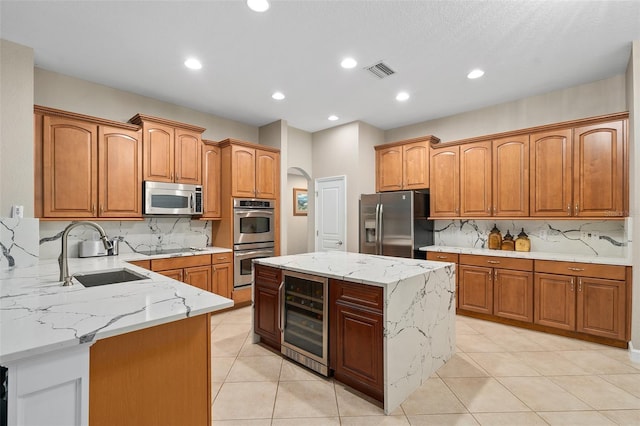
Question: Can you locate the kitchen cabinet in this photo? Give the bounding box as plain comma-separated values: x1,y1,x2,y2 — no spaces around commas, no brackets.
459,136,529,217
225,142,279,199
212,252,233,299
458,255,533,322
129,114,205,185
254,264,282,350
151,254,212,292
330,279,384,403
530,119,627,217
36,107,143,219
202,141,221,219
534,260,627,340
375,136,438,192
429,145,460,217
427,251,459,308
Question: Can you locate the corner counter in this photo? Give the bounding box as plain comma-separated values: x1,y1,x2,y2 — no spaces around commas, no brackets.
254,251,456,414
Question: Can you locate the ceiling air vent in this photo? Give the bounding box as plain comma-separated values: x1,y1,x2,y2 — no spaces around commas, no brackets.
365,61,395,79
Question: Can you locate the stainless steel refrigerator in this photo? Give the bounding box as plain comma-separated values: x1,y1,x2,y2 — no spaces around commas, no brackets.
359,190,433,258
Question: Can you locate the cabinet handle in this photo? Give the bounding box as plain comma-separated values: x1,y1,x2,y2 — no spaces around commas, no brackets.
567,204,571,216
578,278,582,292
494,270,498,279
487,260,500,264
487,207,491,214
278,281,285,331
100,205,103,215
436,255,448,259
570,277,574,292
575,203,579,215
92,204,95,214
455,208,459,215
567,267,585,272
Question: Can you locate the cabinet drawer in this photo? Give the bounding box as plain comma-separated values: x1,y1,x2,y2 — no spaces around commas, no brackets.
127,259,151,270
331,279,384,313
427,252,459,263
459,254,533,271
535,260,626,280
255,264,282,288
211,252,233,264
151,254,212,272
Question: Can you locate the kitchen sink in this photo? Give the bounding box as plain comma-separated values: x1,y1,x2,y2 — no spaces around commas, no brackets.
74,268,149,287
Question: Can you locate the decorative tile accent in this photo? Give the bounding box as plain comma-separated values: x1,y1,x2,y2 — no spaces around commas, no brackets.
0,217,39,270
39,218,211,259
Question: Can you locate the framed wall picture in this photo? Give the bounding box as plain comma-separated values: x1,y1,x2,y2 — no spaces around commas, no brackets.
293,188,308,216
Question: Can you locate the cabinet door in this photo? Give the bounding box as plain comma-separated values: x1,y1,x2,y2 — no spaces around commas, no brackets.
254,265,282,349
403,141,430,190
42,116,98,218
98,126,142,218
573,120,625,217
175,128,202,184
212,262,232,299
142,122,174,182
333,303,384,402
231,145,256,198
429,146,460,217
493,135,529,216
255,149,279,199
494,269,533,323
157,268,184,282
534,273,575,331
530,129,573,217
376,145,403,192
202,144,221,218
458,264,493,314
576,277,625,340
184,265,212,292
460,141,492,217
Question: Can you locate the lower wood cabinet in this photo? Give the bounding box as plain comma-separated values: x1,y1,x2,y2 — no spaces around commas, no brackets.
330,279,384,403
152,254,212,292
212,252,233,299
458,264,493,315
253,264,282,350
494,268,534,323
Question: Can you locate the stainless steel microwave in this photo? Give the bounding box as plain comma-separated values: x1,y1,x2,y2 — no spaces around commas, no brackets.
143,181,203,215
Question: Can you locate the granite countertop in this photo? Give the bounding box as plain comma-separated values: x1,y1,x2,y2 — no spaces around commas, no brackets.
254,251,454,287
420,245,631,266
0,248,234,364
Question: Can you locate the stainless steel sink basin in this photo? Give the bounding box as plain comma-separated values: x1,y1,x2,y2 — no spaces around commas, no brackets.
74,268,149,287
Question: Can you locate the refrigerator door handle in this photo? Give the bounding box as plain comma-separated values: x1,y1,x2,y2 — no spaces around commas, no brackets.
378,203,384,255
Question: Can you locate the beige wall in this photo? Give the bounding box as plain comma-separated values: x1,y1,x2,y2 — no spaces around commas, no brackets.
35,68,258,142
357,121,384,196
627,41,640,356
0,40,34,217
286,173,309,255
385,74,627,143
287,126,314,253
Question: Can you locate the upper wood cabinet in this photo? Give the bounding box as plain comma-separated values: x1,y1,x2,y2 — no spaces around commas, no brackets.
375,136,438,192
129,114,205,185
202,141,221,219
460,141,491,217
492,135,529,216
530,119,627,217
36,107,143,219
429,145,459,217
220,139,280,200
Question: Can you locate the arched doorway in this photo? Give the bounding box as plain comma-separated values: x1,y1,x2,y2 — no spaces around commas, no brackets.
286,166,312,255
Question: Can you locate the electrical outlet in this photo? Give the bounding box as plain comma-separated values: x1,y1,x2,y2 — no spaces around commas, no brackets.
580,231,588,240
539,230,548,240
11,205,23,219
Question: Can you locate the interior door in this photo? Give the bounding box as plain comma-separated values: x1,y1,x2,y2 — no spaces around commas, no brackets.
315,176,346,252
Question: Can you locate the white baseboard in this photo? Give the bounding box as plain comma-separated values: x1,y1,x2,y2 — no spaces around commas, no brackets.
629,341,640,363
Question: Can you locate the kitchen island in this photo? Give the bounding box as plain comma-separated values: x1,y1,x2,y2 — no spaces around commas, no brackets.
252,251,456,414
0,254,233,426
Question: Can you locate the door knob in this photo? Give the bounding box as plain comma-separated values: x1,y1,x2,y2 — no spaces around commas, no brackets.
337,240,343,246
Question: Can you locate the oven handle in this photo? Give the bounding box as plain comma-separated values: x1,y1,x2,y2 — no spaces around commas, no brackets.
278,280,285,333
235,210,274,216
234,250,274,259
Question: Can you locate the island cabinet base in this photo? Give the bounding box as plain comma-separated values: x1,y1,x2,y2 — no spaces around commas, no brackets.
89,315,211,426
330,279,384,403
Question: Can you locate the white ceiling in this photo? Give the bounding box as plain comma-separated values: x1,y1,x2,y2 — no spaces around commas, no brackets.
1,1,639,133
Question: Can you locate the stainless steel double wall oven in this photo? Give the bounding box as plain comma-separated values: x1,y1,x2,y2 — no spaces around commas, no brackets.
233,198,275,289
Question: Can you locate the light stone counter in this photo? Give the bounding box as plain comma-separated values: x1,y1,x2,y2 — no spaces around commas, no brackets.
254,251,456,414
420,245,631,266
0,254,233,364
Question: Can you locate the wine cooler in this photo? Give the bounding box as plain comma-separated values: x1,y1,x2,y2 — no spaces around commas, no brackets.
280,270,329,376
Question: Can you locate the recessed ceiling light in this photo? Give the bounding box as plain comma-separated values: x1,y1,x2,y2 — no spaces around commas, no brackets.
341,57,357,69
247,0,269,12
184,58,202,70
396,92,410,101
467,69,485,79
328,115,339,121
272,91,285,100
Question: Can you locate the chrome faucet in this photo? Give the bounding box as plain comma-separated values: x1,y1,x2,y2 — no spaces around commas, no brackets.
58,221,112,286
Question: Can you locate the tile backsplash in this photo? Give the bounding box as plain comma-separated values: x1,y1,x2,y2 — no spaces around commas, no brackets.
434,219,630,259
39,218,212,260
0,217,39,269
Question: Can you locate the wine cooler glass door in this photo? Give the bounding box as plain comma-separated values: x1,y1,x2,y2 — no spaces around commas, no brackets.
282,272,328,365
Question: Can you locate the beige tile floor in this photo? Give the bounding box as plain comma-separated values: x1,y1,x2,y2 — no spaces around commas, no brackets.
210,307,640,425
